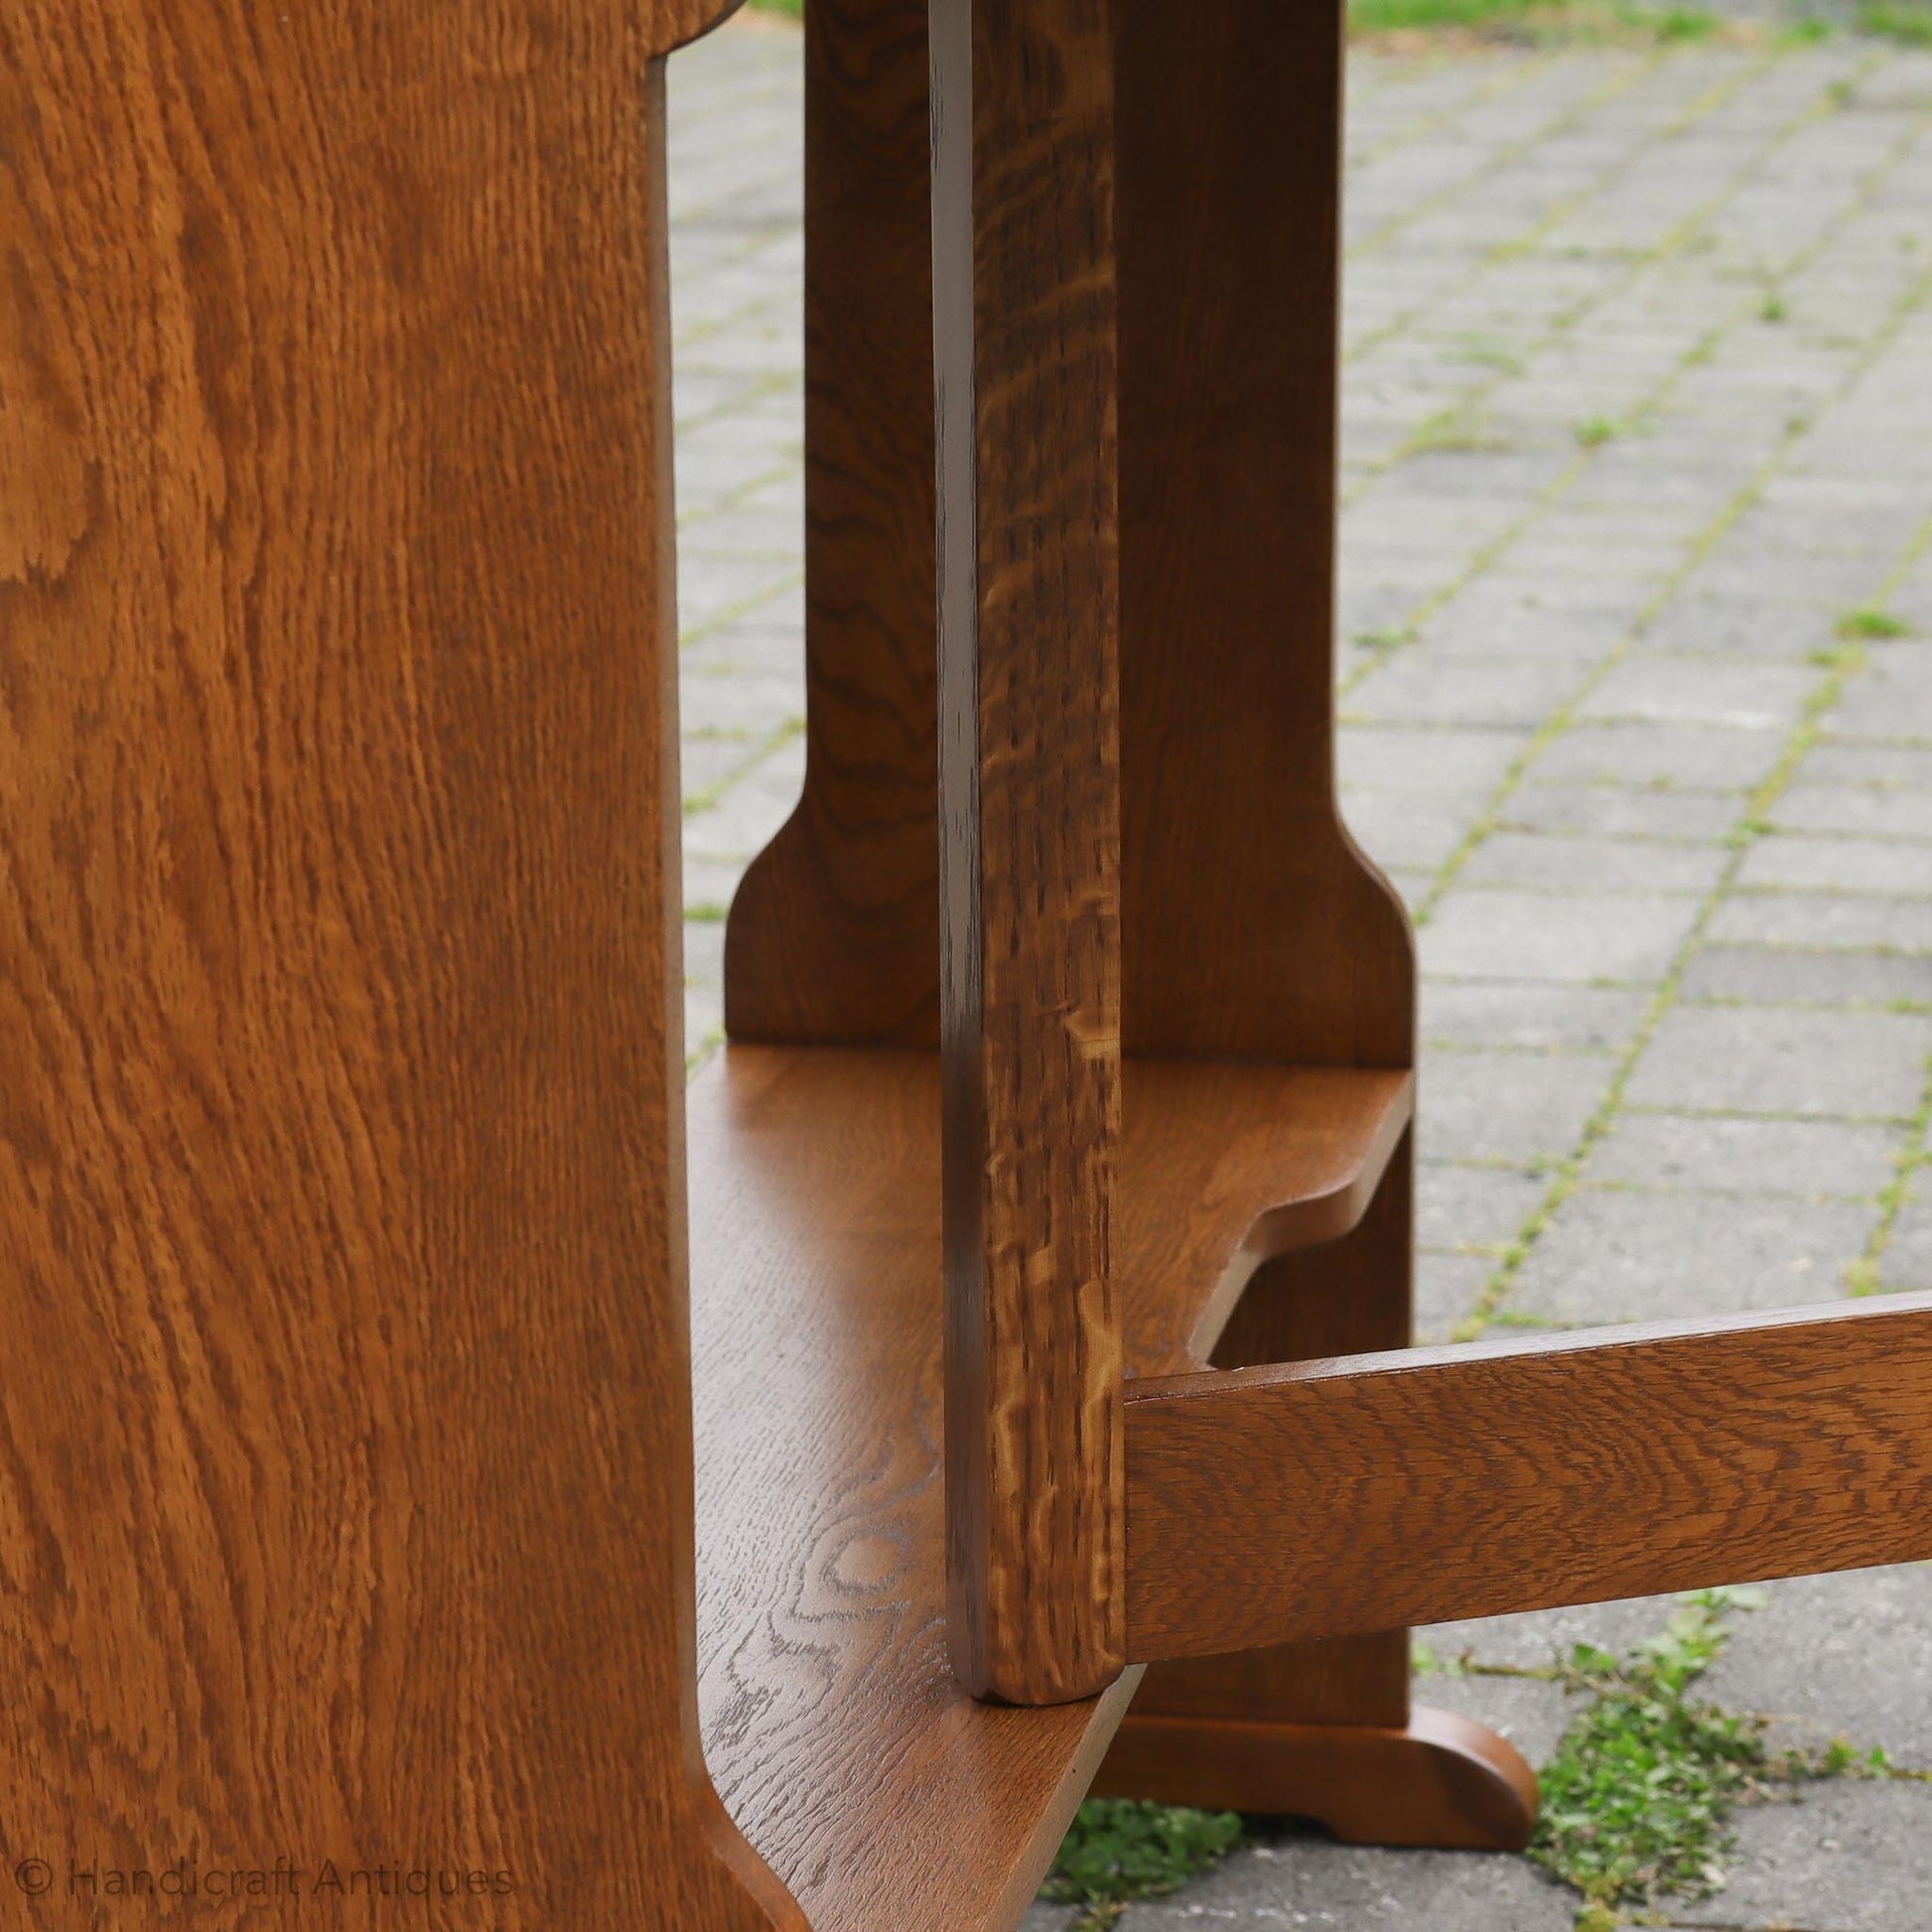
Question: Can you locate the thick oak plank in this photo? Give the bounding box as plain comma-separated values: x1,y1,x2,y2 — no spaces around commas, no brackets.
1096,1709,1538,1850
1126,1295,1932,1661
1123,1135,1416,1725
932,0,1126,1704
1117,0,1410,1067
725,0,939,1046
1105,1133,1537,1849
690,1044,1410,1930
1,7,793,1927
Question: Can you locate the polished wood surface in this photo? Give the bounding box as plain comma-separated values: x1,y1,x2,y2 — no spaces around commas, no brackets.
1130,1068,1413,1366
932,0,1127,1706
1095,1709,1538,1851
725,0,939,1047
0,6,793,1926
1095,1135,1537,1848
1126,1294,1932,1661
1117,0,1410,1067
717,0,1494,1832
689,1044,1411,1928
1116,1136,1419,1753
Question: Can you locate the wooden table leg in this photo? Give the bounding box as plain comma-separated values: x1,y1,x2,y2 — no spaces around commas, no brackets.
1098,1137,1538,1849
0,9,802,1920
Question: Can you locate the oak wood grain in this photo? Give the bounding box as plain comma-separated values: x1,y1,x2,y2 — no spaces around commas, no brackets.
0,12,793,1926
1117,0,1411,1066
724,0,939,1046
1121,1133,1416,1742
1127,1294,1932,1661
725,0,1413,1074
932,0,1126,1705
689,1044,1410,1927
1094,1708,1537,1851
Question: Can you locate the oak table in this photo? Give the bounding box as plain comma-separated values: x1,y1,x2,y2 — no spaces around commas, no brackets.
7,3,1932,1931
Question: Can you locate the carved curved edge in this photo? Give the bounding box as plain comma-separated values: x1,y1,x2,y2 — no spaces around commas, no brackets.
1093,1706,1539,1852
689,1782,815,1931
724,0,1422,1075
652,0,751,59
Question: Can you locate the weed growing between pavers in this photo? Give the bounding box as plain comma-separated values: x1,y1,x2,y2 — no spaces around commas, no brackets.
1037,1592,1926,1928
1530,1589,1773,1912
1419,1587,1930,1927
1041,1800,1242,1930
1347,0,1725,39
1846,1047,1932,1294
1860,1,1932,44
1837,605,1911,639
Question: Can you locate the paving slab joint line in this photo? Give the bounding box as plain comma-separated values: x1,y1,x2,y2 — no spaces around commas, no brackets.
1343,42,1761,367
1348,48,1659,267
1408,222,1932,930
681,715,804,817
676,566,804,649
1845,1048,1932,1294
1348,46,1562,184
1342,36,1864,403
674,368,794,439
676,459,800,537
1341,44,1909,672
1448,506,1932,1337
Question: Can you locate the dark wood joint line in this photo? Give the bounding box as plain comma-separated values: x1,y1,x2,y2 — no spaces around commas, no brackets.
932,0,1129,1707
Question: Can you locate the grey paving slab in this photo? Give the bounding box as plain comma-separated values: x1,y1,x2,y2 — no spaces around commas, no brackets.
1640,589,1845,658
1110,1831,1577,1932
1669,1780,1932,1932
1626,1006,1932,1119
1418,1048,1612,1165
1338,726,1532,795
1347,655,1584,729
1587,1111,1903,1198
1422,887,1698,982
1773,781,1932,842
1802,743,1932,789
1417,1251,1495,1343
1700,1568,1932,1769
1418,1162,1550,1254
1341,789,1481,871
1423,982,1652,1051
1580,653,1819,730
1709,892,1932,953
1460,832,1733,895
1830,653,1932,744
1736,835,1932,895
1679,944,1932,1007
1532,720,1790,791
1502,782,1746,843
1886,1189,1932,1289
1512,1186,1875,1322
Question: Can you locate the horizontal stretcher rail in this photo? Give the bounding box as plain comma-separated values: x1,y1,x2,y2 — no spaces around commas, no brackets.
1125,1291,1932,1661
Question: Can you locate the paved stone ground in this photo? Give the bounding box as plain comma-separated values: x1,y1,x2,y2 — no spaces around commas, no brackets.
667,17,1932,1931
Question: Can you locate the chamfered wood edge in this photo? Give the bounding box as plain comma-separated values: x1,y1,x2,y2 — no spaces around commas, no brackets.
1126,1291,1932,1660
1174,1070,1412,1367
934,0,1128,1708
1093,1707,1538,1850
